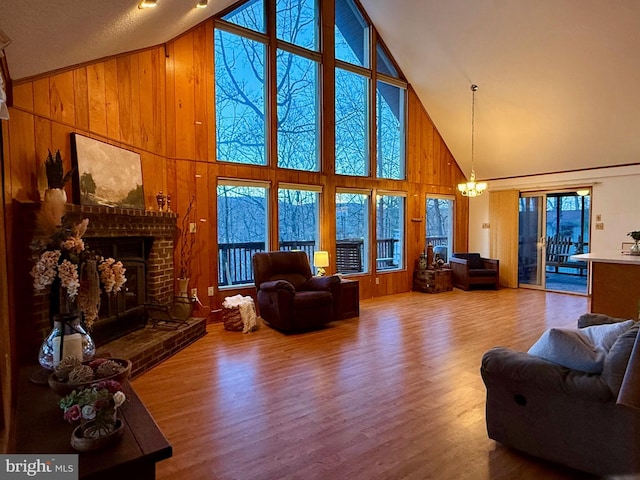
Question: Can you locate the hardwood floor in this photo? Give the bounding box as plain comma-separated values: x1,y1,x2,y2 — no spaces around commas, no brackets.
132,288,595,480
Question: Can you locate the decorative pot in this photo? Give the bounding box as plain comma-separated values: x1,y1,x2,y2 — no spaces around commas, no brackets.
71,418,124,452
38,314,95,370
630,241,640,256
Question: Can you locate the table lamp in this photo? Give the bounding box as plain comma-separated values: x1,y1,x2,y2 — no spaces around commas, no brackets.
313,251,329,277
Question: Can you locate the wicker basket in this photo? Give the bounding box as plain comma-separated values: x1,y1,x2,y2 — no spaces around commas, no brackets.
222,305,244,331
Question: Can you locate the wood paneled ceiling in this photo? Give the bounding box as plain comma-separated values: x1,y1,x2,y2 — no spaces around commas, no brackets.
1,0,639,180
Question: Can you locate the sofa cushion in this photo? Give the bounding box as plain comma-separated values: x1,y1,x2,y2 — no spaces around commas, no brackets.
528,328,606,374
580,319,635,352
293,290,333,310
602,324,640,395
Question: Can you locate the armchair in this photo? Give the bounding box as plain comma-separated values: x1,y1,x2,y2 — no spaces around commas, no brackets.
481,314,640,476
449,252,499,290
252,251,341,332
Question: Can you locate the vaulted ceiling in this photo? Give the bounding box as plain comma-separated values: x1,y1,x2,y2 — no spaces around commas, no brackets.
2,0,639,181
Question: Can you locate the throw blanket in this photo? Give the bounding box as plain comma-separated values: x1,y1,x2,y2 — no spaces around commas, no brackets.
222,294,258,333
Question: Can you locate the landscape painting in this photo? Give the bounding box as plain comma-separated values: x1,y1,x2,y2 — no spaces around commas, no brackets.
71,133,145,210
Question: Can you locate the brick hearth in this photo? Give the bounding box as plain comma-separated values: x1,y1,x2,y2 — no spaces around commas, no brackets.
97,317,207,378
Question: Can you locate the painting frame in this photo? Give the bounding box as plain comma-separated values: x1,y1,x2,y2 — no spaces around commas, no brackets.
70,133,145,210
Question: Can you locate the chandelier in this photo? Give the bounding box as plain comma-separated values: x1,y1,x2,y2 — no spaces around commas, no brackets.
458,84,488,197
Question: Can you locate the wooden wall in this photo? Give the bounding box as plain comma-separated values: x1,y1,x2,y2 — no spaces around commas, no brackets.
2,19,468,327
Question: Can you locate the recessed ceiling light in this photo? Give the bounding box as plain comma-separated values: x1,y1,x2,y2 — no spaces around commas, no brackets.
139,0,157,9
196,0,208,7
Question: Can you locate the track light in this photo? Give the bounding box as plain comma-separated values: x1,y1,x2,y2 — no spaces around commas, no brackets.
139,0,157,9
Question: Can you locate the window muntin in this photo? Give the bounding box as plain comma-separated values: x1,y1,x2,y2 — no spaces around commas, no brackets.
335,67,368,176
278,186,320,262
426,197,454,264
336,191,369,274
276,0,318,51
215,30,267,165
335,0,369,67
376,193,404,271
376,80,405,179
277,50,319,171
222,0,266,33
217,183,269,286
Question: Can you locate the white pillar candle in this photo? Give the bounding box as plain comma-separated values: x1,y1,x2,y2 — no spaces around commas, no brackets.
52,333,83,367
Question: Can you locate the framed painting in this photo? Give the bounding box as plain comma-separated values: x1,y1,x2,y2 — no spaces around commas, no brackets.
70,133,145,210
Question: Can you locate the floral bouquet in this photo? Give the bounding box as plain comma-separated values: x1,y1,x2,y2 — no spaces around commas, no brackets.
30,178,126,328
59,379,126,438
628,231,640,242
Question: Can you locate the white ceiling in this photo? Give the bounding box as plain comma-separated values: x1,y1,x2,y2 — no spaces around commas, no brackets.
1,0,639,181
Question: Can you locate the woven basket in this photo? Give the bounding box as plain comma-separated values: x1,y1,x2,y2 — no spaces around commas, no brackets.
222,306,244,331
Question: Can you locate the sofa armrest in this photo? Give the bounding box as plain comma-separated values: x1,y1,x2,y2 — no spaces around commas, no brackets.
259,280,295,294
481,347,613,401
480,258,499,270
304,275,340,292
578,312,632,328
449,257,468,275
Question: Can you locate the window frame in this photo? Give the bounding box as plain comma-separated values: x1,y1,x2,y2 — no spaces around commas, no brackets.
375,190,406,272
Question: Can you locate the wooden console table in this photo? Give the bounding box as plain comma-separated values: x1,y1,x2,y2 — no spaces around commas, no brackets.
14,366,172,480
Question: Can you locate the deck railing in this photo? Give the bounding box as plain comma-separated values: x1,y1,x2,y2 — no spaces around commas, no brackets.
218,238,401,285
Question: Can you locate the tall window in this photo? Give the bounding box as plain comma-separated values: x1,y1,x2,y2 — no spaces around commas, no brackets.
276,0,318,50
222,0,265,32
215,29,267,165
336,191,369,274
277,51,320,171
376,80,405,179
376,193,404,271
278,185,320,262
217,181,269,286
335,0,370,177
335,68,368,176
426,197,454,263
335,0,369,67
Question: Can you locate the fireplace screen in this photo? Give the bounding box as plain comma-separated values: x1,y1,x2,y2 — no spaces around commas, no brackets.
88,236,152,345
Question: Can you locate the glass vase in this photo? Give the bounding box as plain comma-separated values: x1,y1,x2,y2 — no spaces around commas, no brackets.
630,241,640,256
38,314,95,370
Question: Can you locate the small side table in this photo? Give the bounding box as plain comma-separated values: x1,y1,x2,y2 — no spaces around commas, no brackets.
337,279,360,319
413,268,452,293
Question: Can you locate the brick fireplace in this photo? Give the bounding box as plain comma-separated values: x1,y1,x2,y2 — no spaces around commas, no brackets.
18,202,185,366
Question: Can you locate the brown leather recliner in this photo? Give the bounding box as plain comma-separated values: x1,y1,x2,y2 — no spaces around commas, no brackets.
252,251,341,332
449,252,499,290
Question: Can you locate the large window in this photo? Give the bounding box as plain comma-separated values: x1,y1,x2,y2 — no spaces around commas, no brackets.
336,191,369,274
276,0,318,50
215,29,267,165
278,185,320,262
277,51,320,171
376,80,405,179
335,0,369,67
376,193,404,271
335,68,368,176
426,197,454,263
222,0,265,32
217,181,269,286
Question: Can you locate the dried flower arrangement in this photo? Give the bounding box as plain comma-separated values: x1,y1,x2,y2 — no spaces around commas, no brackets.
30,151,127,328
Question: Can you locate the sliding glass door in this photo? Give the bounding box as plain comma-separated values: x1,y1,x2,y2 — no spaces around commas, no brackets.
518,191,590,294
519,194,546,288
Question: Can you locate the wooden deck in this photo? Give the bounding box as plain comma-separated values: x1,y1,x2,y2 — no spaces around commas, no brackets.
132,289,593,480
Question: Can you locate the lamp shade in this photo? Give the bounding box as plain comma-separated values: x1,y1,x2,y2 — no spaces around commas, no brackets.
313,251,329,268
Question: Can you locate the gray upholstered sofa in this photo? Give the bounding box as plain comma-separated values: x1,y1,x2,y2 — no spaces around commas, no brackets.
481,313,640,476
